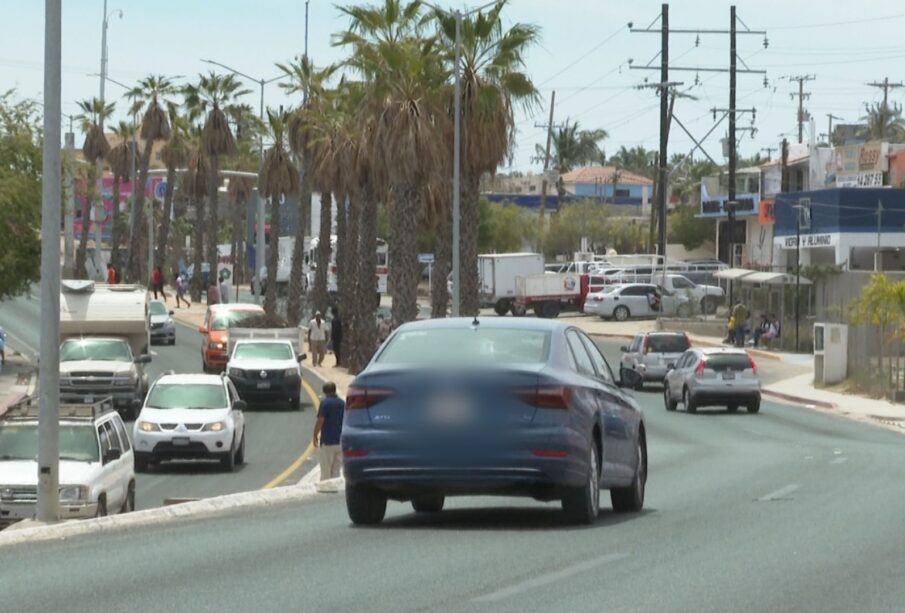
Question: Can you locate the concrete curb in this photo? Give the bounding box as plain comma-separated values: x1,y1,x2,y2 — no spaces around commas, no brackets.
762,389,837,410
0,482,320,550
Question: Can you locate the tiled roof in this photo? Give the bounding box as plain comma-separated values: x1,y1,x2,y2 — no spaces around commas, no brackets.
560,165,654,186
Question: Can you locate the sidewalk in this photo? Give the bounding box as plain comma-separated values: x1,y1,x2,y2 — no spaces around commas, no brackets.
0,350,37,413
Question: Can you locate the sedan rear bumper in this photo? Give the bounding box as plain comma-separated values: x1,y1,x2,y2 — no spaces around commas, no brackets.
690,389,761,407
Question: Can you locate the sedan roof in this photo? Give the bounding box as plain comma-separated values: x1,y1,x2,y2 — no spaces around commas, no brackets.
395,316,571,334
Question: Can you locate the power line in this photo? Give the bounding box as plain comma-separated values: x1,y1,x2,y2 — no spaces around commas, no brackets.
536,24,631,88
766,13,905,30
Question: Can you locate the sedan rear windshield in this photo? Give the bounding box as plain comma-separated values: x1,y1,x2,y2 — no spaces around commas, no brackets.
146,383,228,409
60,339,131,362
376,328,550,366
705,354,752,371
648,335,690,353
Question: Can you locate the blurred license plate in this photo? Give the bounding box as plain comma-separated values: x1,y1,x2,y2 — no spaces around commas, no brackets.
257,382,271,389
428,395,473,424
722,372,736,380
83,396,94,403
172,437,190,446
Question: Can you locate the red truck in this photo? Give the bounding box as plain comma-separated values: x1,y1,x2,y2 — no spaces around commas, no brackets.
513,273,606,318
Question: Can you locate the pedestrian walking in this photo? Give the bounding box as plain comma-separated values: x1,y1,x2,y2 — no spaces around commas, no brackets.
219,271,231,305
207,271,221,306
0,325,6,368
308,310,328,366
175,272,191,309
312,382,345,481
330,306,343,367
106,263,117,284
731,300,748,348
151,266,168,301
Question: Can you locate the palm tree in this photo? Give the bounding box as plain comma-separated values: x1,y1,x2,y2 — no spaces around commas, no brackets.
608,145,657,178
183,72,250,290
337,0,447,325
434,0,540,315
536,119,608,174
280,56,338,323
74,97,114,280
186,142,209,302
105,120,137,271
862,101,905,142
124,75,177,283
258,109,300,315
222,108,263,291
156,105,189,274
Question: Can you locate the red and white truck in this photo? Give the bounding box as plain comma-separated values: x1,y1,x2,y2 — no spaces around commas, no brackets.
513,273,592,318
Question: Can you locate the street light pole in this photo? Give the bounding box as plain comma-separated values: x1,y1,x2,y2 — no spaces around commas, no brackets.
451,9,462,317
38,0,62,524
97,2,122,280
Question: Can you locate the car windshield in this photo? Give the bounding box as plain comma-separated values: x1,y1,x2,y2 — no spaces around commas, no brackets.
149,301,168,316
146,383,228,409
60,339,131,362
0,424,99,462
648,335,690,353
376,327,550,366
233,343,293,361
211,310,261,331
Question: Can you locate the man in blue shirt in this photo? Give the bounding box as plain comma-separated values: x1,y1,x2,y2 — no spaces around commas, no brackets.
312,382,345,481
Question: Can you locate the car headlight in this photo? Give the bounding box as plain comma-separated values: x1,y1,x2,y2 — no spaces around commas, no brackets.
0,487,13,501
202,421,226,432
59,485,87,503
283,368,298,377
228,367,245,378
138,421,160,432
211,342,225,350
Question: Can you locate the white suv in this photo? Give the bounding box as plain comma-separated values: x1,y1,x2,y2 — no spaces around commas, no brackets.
132,373,246,472
0,398,136,526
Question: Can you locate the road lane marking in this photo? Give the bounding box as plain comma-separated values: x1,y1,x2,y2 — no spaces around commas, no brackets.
757,484,800,502
472,553,628,603
830,457,848,465
261,377,320,489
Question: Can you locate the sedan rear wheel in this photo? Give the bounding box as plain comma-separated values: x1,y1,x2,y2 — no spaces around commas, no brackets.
614,305,630,321
346,484,388,525
561,444,600,525
684,387,697,413
748,398,761,414
664,385,677,411
412,495,445,513
611,437,646,512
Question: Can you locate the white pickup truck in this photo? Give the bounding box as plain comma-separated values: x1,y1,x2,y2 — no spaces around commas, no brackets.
653,273,724,315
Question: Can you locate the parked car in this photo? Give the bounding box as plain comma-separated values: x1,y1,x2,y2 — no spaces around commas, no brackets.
149,300,176,346
227,340,305,410
132,373,247,472
0,398,136,526
199,303,265,373
583,283,691,321
341,317,648,526
620,332,692,388
663,347,761,413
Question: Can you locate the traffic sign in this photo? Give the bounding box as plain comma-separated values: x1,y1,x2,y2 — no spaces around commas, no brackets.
418,253,435,264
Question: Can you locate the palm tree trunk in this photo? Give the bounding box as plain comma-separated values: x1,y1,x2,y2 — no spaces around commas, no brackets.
342,192,361,368
191,196,205,302
206,155,221,283
127,142,153,283
389,185,420,324
110,176,122,273
286,165,311,325
171,191,187,279
75,170,95,280
431,209,452,318
349,197,378,374
459,172,481,316
155,165,176,272
230,193,245,290
335,192,349,310
264,193,281,315
312,191,333,314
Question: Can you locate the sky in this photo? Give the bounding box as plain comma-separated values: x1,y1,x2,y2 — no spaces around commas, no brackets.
6,0,905,172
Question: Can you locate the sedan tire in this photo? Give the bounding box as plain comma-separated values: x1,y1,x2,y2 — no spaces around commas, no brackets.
748,398,761,414
613,305,630,321
561,444,600,525
611,437,646,513
346,484,388,525
664,386,678,411
412,495,445,513
684,387,697,413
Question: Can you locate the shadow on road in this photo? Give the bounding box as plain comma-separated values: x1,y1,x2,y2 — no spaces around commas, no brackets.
143,461,248,476
374,505,656,531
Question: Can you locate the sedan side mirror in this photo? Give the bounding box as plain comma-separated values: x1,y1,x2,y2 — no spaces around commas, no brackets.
103,448,122,463
297,353,307,362
198,325,208,334
136,354,152,364
233,399,247,412
618,368,642,389
620,345,629,352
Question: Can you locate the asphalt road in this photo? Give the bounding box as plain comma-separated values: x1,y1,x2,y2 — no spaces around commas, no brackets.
0,290,320,510
1,336,904,612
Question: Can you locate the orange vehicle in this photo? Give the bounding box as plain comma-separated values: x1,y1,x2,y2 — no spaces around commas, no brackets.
199,304,265,372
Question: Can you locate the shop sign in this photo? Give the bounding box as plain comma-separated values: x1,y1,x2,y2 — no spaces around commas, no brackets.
779,233,837,249
836,170,884,188
758,199,775,224
835,142,888,174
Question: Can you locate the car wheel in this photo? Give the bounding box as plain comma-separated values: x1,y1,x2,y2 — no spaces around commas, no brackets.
169,337,176,346
493,300,510,316
134,456,150,473
684,387,697,413
290,395,301,411
346,483,388,525
95,496,107,518
727,403,739,413
411,495,445,513
614,305,630,321
235,434,246,465
611,435,646,513
120,481,135,514
221,442,237,472
664,386,677,411
510,303,527,317
561,443,600,525
747,398,761,414
541,300,561,319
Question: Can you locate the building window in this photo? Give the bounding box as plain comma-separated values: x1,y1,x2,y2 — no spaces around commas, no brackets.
528,184,536,192
614,188,630,198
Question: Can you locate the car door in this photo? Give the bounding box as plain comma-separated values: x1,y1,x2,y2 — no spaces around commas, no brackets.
227,380,245,445
578,333,636,480
621,335,642,372
110,415,134,500
563,331,603,461
97,421,125,510
620,286,650,317
666,351,687,396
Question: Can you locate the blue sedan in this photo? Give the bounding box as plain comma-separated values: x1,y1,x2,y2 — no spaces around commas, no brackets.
341,317,647,525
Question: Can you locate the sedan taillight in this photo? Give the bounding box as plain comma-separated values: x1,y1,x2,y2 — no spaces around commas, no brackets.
346,385,395,410
514,385,572,410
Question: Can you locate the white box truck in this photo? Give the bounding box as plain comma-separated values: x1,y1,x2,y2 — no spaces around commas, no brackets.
479,253,545,315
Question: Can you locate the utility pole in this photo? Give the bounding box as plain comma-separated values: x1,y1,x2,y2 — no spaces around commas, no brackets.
537,90,557,227
760,146,775,161
876,200,884,271
866,77,904,112
787,75,815,143
656,3,669,259
780,138,789,193
39,0,63,524
826,113,843,146
728,5,737,265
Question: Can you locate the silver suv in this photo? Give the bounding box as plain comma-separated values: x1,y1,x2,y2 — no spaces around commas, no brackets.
620,332,691,388
663,347,761,413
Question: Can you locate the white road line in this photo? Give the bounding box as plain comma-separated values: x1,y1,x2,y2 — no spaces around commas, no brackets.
757,483,801,502
472,553,628,603
830,457,848,465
